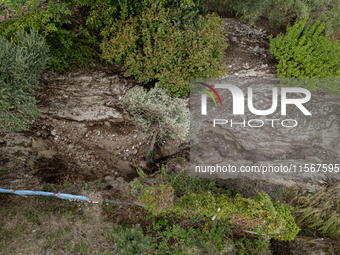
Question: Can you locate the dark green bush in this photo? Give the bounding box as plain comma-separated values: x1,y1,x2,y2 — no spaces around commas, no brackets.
1,0,99,72
101,0,227,97
0,30,50,132
111,224,150,255
67,0,208,40
269,17,340,78
2,0,209,72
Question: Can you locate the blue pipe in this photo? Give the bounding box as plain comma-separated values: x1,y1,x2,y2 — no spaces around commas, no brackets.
0,188,90,201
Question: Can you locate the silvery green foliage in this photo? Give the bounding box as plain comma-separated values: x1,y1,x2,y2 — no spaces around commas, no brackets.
123,85,190,142
0,30,50,132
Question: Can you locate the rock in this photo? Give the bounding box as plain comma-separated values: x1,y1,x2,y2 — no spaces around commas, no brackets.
104,176,116,186
104,176,127,187
116,177,125,183
116,161,136,178
53,105,122,122
37,149,56,159
32,138,50,150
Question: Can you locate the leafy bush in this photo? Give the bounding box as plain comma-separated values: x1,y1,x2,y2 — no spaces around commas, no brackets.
1,0,99,72
101,0,227,97
235,235,272,255
149,221,233,254
2,0,208,73
269,17,340,78
122,86,190,142
157,164,239,197
135,170,299,242
171,191,299,241
110,224,150,255
68,0,208,40
0,30,50,132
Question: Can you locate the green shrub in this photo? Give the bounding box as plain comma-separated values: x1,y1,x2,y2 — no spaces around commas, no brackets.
67,0,208,40
135,174,299,241
122,86,190,142
148,221,233,254
2,0,208,73
110,224,150,255
101,0,227,97
1,0,99,72
171,192,299,241
269,17,340,79
0,30,50,132
235,235,272,255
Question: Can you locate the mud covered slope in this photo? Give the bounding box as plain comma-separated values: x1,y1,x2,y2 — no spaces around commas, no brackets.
0,66,146,189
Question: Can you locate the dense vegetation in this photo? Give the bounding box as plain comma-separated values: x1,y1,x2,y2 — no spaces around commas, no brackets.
108,166,299,254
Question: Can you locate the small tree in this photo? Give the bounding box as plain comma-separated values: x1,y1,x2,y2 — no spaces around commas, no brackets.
122,85,190,159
